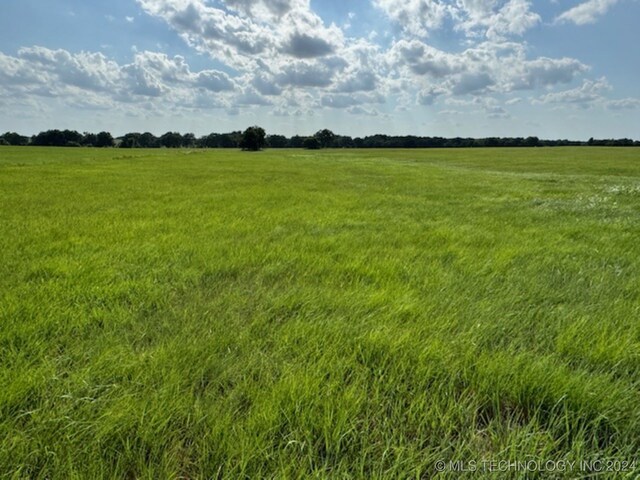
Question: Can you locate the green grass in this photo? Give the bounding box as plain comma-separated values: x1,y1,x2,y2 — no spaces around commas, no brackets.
1,146,639,478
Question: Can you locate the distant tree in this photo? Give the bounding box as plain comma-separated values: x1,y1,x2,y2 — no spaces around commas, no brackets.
1,132,29,146
267,134,288,148
289,135,305,148
32,129,82,147
333,135,354,148
64,130,83,146
119,132,141,148
139,132,158,148
82,132,97,146
182,133,196,148
220,132,242,148
303,137,320,150
160,131,183,148
199,133,220,148
524,136,539,147
96,131,114,147
315,129,336,148
240,126,266,151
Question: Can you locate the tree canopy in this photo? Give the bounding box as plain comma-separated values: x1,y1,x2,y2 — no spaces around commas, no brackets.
2,128,638,149
239,126,266,151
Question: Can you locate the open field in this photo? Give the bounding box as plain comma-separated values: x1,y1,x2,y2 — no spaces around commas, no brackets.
1,146,640,478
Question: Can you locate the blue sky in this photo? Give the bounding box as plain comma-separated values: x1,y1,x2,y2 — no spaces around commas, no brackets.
0,0,638,139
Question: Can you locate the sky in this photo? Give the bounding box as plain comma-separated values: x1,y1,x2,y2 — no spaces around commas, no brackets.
0,0,638,139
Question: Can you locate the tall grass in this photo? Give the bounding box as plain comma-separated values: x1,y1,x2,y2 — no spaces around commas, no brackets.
1,147,639,478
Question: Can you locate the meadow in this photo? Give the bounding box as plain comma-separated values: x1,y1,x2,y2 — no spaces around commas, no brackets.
1,146,639,478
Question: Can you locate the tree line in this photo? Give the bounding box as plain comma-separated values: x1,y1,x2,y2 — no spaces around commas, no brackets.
1,128,638,149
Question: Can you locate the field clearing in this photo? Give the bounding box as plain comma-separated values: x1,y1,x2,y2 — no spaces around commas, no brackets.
1,146,640,478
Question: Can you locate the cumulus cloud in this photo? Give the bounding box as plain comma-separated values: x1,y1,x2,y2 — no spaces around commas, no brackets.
485,104,510,119
1,0,623,122
373,0,450,36
417,86,444,105
605,98,640,110
282,32,335,58
375,0,540,39
124,0,603,117
347,105,380,116
390,40,464,77
131,0,384,112
224,0,303,19
333,70,378,93
321,92,383,109
389,39,587,98
451,71,494,95
195,70,235,92
508,57,589,90
236,87,273,105
556,0,619,25
17,47,121,93
136,0,343,68
251,73,283,95
276,60,340,87
0,46,238,111
537,77,611,107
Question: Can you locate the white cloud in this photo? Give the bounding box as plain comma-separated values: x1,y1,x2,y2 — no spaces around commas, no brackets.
605,98,640,110
390,40,464,78
282,32,335,58
537,77,611,107
374,0,540,39
236,87,273,105
485,104,510,118
417,86,445,105
275,60,340,87
347,105,380,116
251,73,283,95
126,0,601,119
224,0,304,20
333,70,378,93
556,0,619,25
373,0,450,37
17,47,121,93
195,70,235,92
508,56,589,90
451,71,494,95
0,0,621,126
321,92,383,109
389,39,587,97
136,0,344,68
0,46,239,113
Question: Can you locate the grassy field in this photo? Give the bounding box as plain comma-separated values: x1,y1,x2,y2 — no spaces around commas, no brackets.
1,146,639,478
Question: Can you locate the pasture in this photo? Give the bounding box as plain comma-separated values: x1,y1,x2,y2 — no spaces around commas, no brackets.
1,146,639,478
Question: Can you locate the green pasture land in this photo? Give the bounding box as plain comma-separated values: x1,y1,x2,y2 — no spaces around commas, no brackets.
1,146,639,478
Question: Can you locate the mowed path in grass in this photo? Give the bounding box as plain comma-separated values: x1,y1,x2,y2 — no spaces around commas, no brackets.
1,147,639,478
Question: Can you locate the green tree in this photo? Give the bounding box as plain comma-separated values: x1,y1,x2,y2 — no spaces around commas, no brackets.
120,133,141,148
240,126,266,151
139,132,159,148
1,132,29,146
182,133,196,148
96,131,114,147
267,134,288,148
524,136,539,147
315,129,335,148
160,132,183,148
303,137,320,150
